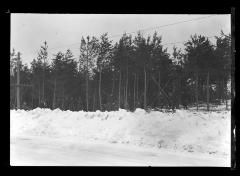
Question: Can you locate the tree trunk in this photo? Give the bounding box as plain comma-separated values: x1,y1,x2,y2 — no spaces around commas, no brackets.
62,85,65,110
78,96,82,110
133,73,136,110
52,78,57,109
14,96,17,108
226,96,228,110
136,74,138,106
69,100,71,110
42,55,46,106
218,79,222,103
42,64,45,105
224,78,228,110
86,72,89,112
125,66,128,109
173,77,180,109
144,66,147,110
20,90,23,109
17,53,20,109
123,80,125,108
158,71,161,107
38,85,41,107
86,47,89,111
172,79,176,109
222,79,224,104
111,72,115,97
93,88,96,111
31,88,34,109
195,71,199,111
177,76,181,108
42,79,45,105
207,71,210,111
99,70,102,111
119,71,121,109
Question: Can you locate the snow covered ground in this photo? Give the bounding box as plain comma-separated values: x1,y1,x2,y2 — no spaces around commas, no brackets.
10,108,231,166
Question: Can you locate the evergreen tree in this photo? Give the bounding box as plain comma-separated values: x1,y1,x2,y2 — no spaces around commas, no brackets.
214,31,231,108
10,31,231,112
36,41,49,107
79,36,99,111
112,33,133,110
184,34,216,110
96,33,112,111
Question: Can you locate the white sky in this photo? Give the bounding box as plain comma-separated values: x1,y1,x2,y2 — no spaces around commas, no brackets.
11,14,231,66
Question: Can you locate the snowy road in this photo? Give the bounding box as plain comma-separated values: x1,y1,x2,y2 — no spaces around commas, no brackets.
10,135,229,166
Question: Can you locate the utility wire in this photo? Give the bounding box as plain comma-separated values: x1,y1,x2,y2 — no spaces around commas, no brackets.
45,15,217,52
47,35,217,56
162,35,217,46
109,15,216,38
29,34,218,62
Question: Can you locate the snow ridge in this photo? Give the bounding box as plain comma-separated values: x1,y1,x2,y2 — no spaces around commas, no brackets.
10,108,230,157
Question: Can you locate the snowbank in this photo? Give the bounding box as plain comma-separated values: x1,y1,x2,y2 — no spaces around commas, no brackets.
10,108,231,157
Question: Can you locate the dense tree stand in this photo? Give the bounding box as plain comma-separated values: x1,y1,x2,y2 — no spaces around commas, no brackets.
10,31,231,112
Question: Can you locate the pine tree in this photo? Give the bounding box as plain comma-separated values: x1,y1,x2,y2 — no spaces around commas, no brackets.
97,33,112,111
214,31,231,109
184,34,216,110
36,41,48,107
79,36,98,111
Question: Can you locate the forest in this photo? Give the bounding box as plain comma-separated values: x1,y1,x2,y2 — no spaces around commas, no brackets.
10,30,231,112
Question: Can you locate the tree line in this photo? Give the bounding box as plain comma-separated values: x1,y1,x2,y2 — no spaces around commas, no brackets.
10,30,231,111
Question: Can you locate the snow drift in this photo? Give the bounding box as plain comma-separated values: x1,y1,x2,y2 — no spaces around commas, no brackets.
10,108,231,157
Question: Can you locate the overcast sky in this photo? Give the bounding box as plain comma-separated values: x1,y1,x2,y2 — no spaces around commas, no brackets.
11,14,230,66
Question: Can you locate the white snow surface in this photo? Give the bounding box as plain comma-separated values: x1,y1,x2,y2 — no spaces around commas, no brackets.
10,108,231,166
